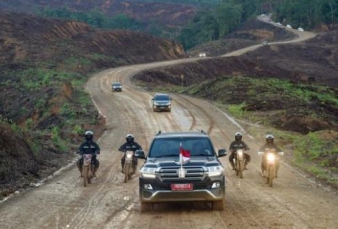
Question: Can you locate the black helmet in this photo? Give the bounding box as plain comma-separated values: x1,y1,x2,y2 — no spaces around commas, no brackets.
265,134,274,143
85,130,94,141
235,132,242,141
126,134,134,143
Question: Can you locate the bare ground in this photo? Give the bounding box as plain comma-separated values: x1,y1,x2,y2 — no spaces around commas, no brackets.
1,63,337,229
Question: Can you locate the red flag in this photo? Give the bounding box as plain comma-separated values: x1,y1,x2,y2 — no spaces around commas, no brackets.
180,143,191,164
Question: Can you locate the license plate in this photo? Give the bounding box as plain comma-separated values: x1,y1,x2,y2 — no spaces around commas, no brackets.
171,183,193,191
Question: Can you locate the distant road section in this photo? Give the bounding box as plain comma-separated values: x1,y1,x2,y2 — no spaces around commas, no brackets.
222,14,316,57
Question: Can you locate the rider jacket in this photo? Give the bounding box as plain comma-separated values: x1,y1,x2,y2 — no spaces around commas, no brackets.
119,142,142,152
259,143,282,154
78,140,100,155
229,141,249,153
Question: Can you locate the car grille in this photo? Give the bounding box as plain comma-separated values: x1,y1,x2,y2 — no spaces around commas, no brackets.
159,166,204,181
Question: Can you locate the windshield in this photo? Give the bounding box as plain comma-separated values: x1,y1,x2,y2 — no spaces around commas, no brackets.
154,95,169,101
148,137,215,157
113,83,121,86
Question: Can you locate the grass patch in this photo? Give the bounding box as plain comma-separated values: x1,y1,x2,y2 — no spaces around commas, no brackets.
227,102,247,117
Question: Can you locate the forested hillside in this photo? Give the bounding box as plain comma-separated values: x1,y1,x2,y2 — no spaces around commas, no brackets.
2,1,338,50
274,0,338,29
178,0,338,49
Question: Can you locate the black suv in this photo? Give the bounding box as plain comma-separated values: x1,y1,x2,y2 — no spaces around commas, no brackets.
152,93,172,112
135,131,227,211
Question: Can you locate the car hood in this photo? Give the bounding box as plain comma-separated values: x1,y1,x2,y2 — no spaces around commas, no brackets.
154,100,170,104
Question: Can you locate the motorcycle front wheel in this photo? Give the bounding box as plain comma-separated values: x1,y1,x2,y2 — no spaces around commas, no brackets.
239,160,244,178
267,166,275,187
82,166,89,187
124,163,130,183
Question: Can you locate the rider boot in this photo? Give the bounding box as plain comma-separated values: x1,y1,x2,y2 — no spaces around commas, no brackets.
77,160,83,177
244,161,249,170
261,162,266,177
230,161,235,170
275,163,279,178
121,156,125,173
92,159,99,177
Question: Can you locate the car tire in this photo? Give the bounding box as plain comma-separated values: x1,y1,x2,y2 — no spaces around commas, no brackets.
212,199,225,211
140,201,153,212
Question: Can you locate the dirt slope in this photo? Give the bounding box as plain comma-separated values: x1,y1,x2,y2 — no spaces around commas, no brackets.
0,10,185,197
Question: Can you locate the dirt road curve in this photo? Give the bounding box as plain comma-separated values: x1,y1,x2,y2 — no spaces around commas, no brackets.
1,23,337,229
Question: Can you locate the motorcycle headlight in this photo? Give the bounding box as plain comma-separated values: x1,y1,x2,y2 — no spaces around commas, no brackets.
206,166,224,177
237,149,243,156
267,153,276,163
126,153,133,159
140,167,157,179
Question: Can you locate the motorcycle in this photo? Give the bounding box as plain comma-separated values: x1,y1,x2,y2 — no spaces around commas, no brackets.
81,154,95,187
123,150,136,183
258,151,284,187
234,149,245,178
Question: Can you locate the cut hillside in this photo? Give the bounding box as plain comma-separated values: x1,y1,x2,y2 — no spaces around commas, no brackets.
0,0,198,35
187,19,296,57
0,10,185,198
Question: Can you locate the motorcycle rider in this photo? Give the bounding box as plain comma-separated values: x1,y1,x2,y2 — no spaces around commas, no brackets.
229,132,250,170
258,134,283,178
118,134,142,172
77,130,100,177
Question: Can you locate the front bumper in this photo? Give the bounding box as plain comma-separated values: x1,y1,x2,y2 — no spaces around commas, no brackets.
153,105,170,111
140,188,225,202
139,176,225,202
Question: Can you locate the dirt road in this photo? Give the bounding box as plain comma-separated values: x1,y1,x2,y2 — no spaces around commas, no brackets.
0,22,337,229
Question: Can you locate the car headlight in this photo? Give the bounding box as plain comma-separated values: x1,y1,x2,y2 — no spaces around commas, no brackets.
140,167,157,179
206,166,224,177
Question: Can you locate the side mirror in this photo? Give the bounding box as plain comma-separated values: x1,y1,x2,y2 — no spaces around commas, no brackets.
135,150,146,159
218,149,227,157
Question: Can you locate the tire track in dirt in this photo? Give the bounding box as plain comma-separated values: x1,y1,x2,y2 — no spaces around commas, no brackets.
65,69,148,228
60,156,121,228
171,95,197,131
103,182,139,228
174,94,214,133
174,94,234,145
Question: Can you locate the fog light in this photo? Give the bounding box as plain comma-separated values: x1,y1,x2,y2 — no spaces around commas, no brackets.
211,182,221,188
144,184,153,190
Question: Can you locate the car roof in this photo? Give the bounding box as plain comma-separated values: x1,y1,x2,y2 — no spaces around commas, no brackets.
154,131,209,139
154,93,169,96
